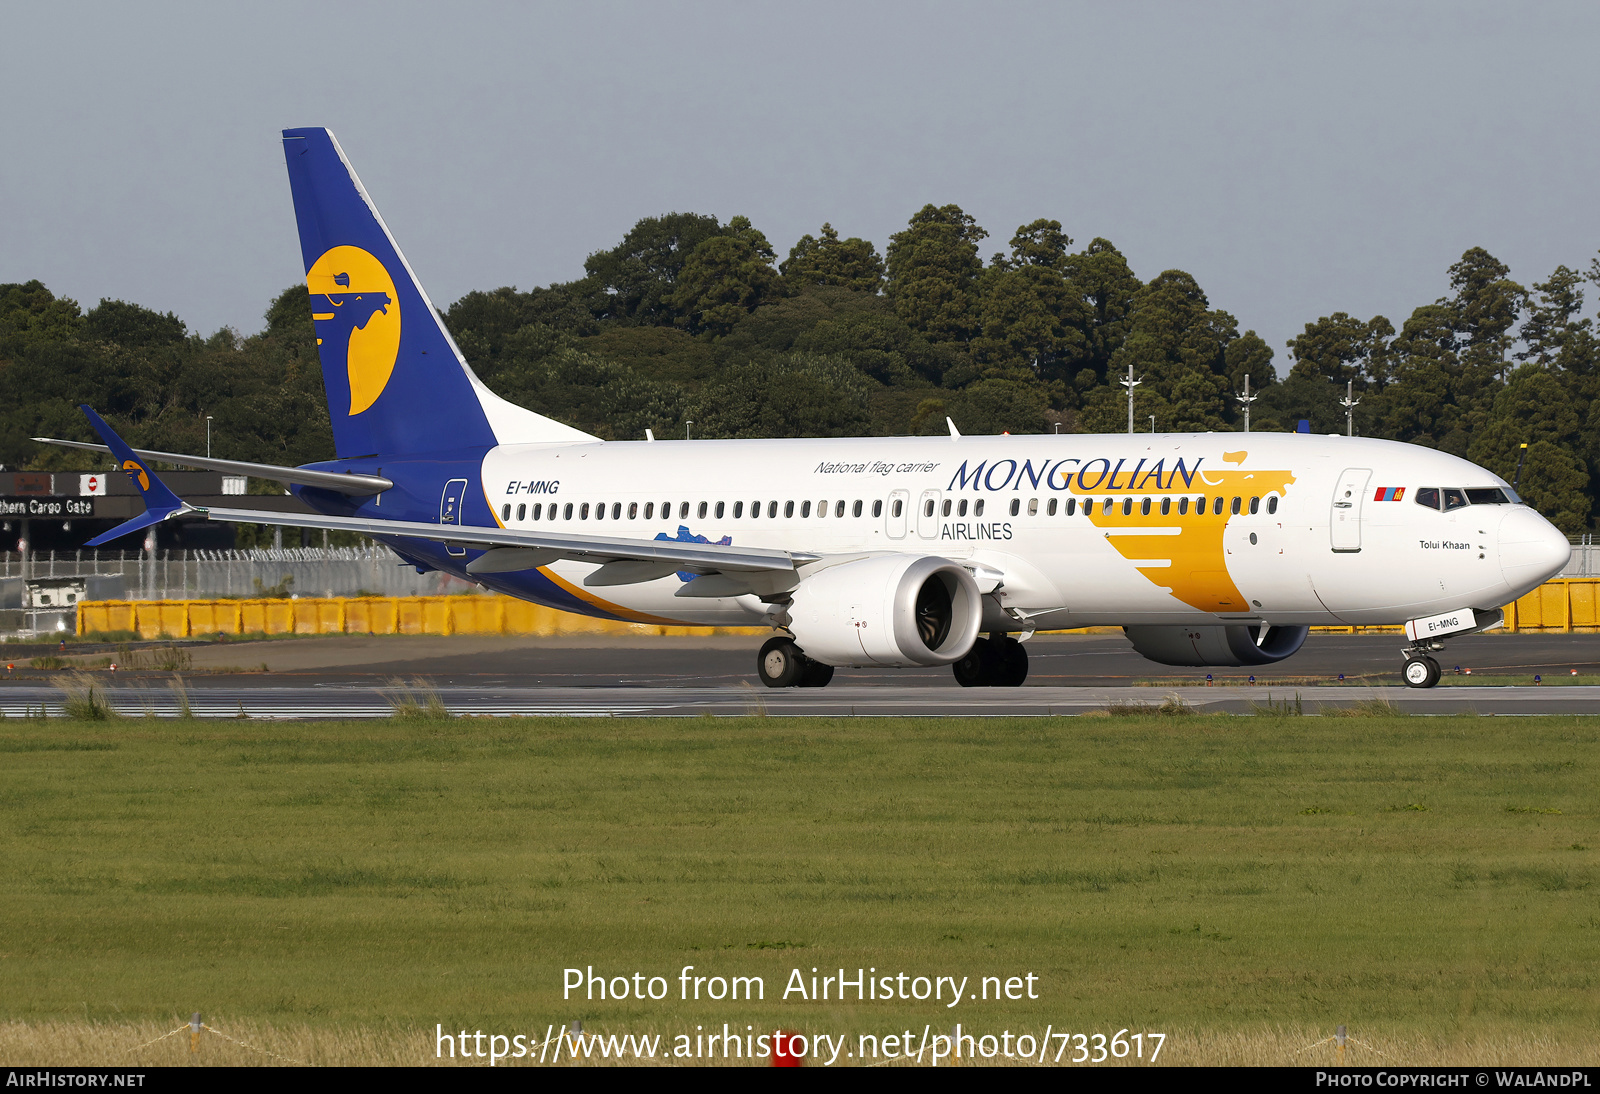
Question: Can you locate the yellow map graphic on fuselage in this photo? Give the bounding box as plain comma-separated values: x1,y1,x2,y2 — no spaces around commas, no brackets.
1075,463,1296,613
306,245,402,416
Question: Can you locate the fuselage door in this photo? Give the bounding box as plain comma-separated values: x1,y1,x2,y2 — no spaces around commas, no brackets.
440,477,469,557
886,489,909,540
1330,468,1371,552
917,489,941,540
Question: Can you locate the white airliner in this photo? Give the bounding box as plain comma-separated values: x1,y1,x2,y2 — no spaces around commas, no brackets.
42,128,1573,690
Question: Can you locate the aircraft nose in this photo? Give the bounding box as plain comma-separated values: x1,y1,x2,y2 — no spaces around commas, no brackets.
1499,507,1571,593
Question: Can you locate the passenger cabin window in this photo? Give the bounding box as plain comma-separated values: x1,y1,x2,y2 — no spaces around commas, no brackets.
785,501,795,518
1443,488,1468,511
501,504,511,521
1178,497,1188,515
1230,497,1241,515
1466,488,1510,505
518,504,527,521
1065,498,1077,516
594,503,603,520
612,503,621,520
942,499,953,516
680,502,690,519
580,503,590,519
837,500,846,518
769,501,778,518
715,501,725,519
532,503,542,520
1009,499,1020,516
628,502,638,519
853,500,863,517
1103,498,1114,514
802,501,812,517
733,501,743,518
1140,498,1151,516
1267,496,1278,515
1122,498,1133,515
957,499,968,517
1047,498,1057,516
645,502,655,519
873,500,883,517
1160,498,1170,515
1213,497,1224,515
1249,497,1259,514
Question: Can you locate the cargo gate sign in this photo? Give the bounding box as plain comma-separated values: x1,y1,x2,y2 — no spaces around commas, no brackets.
0,497,96,518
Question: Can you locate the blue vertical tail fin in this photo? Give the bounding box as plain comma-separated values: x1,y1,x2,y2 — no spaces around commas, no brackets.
281,128,595,458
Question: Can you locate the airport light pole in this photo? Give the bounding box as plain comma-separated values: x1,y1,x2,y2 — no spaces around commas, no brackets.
1236,374,1257,433
685,421,693,440
1339,380,1359,437
206,416,213,458
1120,363,1141,434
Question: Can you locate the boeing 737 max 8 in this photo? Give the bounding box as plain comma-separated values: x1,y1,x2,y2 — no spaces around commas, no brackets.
39,128,1573,690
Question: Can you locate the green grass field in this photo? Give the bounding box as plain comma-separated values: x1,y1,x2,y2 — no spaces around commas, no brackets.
0,709,1596,1065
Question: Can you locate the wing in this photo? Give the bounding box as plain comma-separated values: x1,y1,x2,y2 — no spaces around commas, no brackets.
201,505,818,576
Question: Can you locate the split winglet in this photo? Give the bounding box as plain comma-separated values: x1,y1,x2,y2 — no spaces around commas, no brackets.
78,406,199,546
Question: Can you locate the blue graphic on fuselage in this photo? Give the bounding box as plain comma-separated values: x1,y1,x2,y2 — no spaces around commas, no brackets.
657,525,732,582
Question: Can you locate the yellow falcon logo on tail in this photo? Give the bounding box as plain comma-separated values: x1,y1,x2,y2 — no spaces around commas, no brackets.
121,459,149,491
306,245,402,415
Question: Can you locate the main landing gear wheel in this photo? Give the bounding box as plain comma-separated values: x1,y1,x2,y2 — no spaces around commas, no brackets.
952,634,1029,688
757,637,834,689
799,660,835,688
759,637,804,688
1403,655,1441,689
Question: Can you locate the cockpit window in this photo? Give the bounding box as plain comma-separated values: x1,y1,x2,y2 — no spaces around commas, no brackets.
1415,487,1440,510
1466,488,1510,505
1442,487,1468,511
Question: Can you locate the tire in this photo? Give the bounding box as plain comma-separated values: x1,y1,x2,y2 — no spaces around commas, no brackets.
798,660,835,688
952,637,992,687
993,637,1029,687
1403,655,1441,689
758,637,805,688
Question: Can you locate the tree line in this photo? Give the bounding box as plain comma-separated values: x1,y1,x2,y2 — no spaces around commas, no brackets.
2,204,1597,532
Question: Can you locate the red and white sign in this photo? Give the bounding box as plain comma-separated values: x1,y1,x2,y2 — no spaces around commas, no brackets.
79,474,105,496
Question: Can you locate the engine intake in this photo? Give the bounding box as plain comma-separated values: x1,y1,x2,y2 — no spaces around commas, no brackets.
1123,624,1310,667
788,555,982,667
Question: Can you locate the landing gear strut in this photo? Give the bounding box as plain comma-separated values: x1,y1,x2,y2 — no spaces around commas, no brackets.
1402,643,1444,689
952,633,1029,688
757,636,834,689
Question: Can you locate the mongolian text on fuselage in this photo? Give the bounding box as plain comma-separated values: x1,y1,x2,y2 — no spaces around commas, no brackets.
946,456,1205,494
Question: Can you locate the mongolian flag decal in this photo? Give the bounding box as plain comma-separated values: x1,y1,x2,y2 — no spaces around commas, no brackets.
1374,486,1405,501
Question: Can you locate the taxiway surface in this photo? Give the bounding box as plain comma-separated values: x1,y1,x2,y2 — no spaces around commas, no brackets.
4,631,1599,717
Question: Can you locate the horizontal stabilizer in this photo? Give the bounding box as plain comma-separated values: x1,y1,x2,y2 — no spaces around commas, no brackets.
32,436,392,495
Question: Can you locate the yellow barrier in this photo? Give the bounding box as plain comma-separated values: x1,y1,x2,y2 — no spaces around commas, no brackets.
77,596,764,640
75,578,1600,641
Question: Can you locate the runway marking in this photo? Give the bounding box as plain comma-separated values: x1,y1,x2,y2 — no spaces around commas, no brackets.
3,685,1600,719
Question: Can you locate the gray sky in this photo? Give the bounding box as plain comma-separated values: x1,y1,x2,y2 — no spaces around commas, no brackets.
4,1,1599,366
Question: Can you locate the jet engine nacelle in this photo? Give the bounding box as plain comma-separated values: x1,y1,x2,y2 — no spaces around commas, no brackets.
1123,624,1310,667
788,555,983,667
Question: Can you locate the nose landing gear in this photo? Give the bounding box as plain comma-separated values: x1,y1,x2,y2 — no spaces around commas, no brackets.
1402,654,1441,689
1402,641,1446,689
